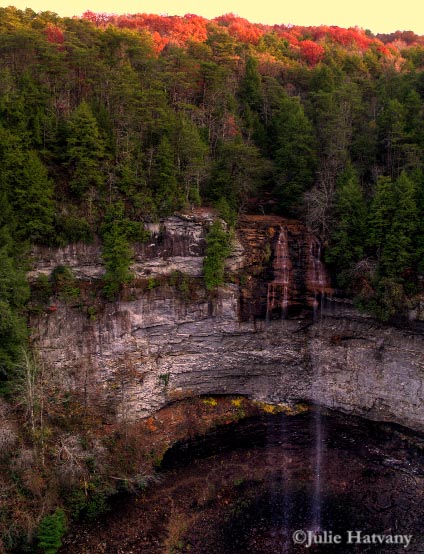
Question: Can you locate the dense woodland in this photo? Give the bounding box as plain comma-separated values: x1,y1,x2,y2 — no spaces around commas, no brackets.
1,6,424,551
1,7,424,381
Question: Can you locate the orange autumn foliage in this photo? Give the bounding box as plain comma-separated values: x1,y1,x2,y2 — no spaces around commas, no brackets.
80,11,423,62
43,23,64,45
299,40,325,65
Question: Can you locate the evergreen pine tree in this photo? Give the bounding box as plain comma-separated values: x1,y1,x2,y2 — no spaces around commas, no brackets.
238,56,266,148
380,171,418,278
203,220,231,290
152,136,182,215
37,508,67,554
239,56,262,111
272,94,316,213
67,101,105,196
326,165,367,287
12,150,54,243
368,175,397,262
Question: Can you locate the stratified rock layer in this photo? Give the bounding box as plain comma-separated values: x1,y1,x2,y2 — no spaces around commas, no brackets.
29,213,424,432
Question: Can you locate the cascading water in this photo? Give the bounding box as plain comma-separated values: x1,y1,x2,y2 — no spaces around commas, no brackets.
266,227,292,320
266,226,293,551
265,226,331,541
306,235,330,534
307,236,329,318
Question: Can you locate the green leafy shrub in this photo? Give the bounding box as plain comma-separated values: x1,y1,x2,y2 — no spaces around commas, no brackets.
87,306,97,320
65,484,112,521
158,372,170,386
169,270,194,299
28,274,53,315
51,266,80,301
147,277,159,290
355,277,404,321
84,491,111,520
215,197,237,227
34,274,52,303
54,214,93,245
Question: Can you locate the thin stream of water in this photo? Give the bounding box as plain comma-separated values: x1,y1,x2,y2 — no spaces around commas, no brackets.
267,230,329,538
308,237,327,533
266,226,292,320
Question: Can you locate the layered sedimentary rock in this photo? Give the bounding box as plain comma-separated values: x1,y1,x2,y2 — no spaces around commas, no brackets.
28,212,214,281
29,213,424,432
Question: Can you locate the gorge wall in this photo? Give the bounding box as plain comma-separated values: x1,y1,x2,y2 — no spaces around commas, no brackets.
29,212,424,433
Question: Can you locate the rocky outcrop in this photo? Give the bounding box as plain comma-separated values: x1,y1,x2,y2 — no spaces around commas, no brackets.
29,213,424,433
28,211,215,281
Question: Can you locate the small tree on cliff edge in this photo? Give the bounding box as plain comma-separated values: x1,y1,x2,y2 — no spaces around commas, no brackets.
203,221,231,291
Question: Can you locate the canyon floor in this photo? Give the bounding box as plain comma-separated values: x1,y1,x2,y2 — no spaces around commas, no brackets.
60,409,424,554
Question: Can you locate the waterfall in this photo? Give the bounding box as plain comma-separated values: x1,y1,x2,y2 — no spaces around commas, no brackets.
309,238,326,290
311,296,325,534
267,227,292,319
306,236,329,532
307,235,331,317
265,227,293,550
265,224,329,538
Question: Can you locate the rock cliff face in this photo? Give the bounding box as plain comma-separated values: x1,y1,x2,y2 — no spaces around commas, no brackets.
29,213,424,432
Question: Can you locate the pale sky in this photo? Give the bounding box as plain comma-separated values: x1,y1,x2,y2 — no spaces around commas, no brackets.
3,0,424,35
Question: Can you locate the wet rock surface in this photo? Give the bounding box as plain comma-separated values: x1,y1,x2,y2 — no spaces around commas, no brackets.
236,215,332,319
60,411,424,554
